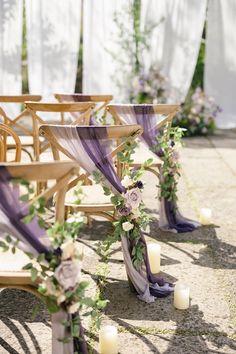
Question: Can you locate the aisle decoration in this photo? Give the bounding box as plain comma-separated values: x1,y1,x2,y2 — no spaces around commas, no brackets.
108,105,200,233
40,125,173,303
0,167,107,354
173,87,221,136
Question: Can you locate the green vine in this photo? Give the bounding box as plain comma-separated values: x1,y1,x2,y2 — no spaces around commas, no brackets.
152,124,185,205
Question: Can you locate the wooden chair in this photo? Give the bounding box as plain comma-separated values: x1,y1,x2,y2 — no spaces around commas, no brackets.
24,101,96,161
54,93,113,123
107,104,180,178
0,95,42,161
0,161,80,296
0,123,22,162
39,124,143,221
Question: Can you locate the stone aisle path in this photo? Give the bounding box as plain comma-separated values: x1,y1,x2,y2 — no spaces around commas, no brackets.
0,130,236,353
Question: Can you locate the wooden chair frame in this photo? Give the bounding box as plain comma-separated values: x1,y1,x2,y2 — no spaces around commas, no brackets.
0,123,22,162
24,101,96,161
107,104,180,177
55,93,113,122
0,161,81,296
39,124,143,221
0,95,42,161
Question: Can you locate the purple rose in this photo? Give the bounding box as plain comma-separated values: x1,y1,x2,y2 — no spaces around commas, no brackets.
125,188,142,209
135,181,144,189
117,205,131,216
54,260,81,290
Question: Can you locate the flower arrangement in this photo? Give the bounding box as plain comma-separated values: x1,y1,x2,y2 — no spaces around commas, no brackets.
0,181,107,344
95,142,152,269
173,87,221,137
129,65,169,104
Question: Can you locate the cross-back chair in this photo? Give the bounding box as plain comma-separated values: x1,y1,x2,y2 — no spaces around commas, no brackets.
0,95,42,161
54,93,113,123
107,104,180,178
0,160,80,296
24,101,96,161
39,124,143,221
0,123,22,162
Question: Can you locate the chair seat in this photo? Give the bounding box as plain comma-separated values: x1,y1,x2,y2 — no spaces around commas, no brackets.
0,249,33,286
65,184,114,212
131,142,162,167
7,135,44,147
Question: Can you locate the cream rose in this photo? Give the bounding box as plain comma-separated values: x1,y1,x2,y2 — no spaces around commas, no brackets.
68,302,80,314
122,221,134,232
61,240,83,261
131,208,141,219
121,175,133,188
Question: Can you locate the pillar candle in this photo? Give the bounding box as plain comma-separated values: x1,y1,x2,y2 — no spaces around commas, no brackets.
199,208,212,225
99,325,118,354
174,283,190,310
147,243,161,274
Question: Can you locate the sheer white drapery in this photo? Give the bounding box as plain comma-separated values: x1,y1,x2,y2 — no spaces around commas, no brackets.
25,0,81,99
205,0,236,128
141,0,207,103
83,0,133,101
0,0,23,115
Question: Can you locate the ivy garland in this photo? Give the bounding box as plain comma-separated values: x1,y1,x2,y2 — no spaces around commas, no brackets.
152,123,186,205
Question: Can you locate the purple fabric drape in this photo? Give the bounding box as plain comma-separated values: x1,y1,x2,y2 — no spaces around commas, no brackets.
0,165,88,354
49,125,172,299
0,166,49,254
133,105,198,233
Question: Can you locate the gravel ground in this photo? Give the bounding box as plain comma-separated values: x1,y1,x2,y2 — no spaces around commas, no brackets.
0,129,236,353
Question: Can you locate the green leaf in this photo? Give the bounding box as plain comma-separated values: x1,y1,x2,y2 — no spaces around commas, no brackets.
31,268,38,282
23,262,33,270
20,193,30,202
22,214,34,224
45,297,60,313
6,235,12,243
0,241,9,252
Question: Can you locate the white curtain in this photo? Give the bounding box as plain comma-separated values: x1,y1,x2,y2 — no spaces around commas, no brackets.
141,0,207,103
0,0,23,115
205,0,236,128
25,0,81,99
83,0,133,100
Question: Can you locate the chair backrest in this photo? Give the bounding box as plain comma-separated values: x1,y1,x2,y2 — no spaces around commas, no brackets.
24,102,96,161
0,95,42,136
2,161,80,223
39,124,143,181
55,93,113,117
107,104,180,130
0,123,22,162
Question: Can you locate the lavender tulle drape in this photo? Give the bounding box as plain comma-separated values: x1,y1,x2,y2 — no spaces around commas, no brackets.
41,124,173,302
0,165,88,354
110,104,200,233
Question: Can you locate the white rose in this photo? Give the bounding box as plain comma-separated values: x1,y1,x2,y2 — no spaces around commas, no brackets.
122,221,134,232
191,107,197,114
121,175,133,188
54,260,81,290
61,240,83,261
57,294,66,305
61,240,75,260
68,302,80,314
